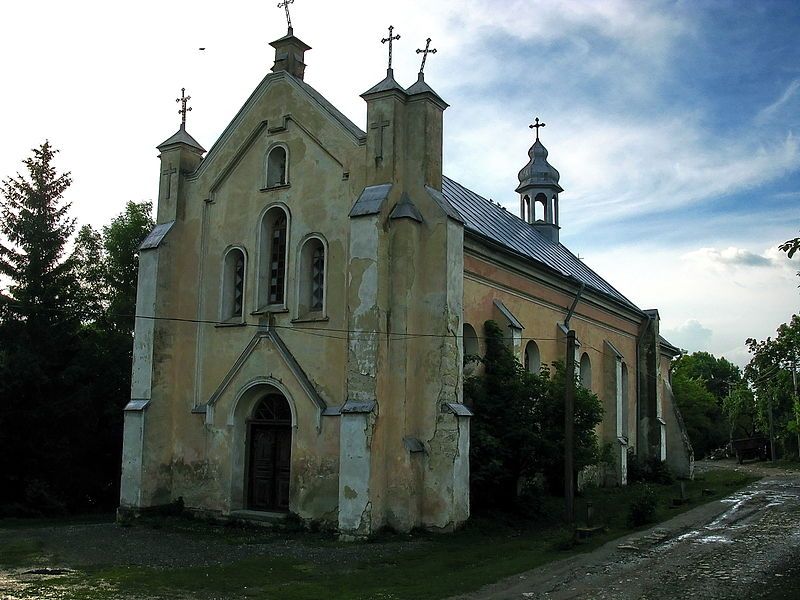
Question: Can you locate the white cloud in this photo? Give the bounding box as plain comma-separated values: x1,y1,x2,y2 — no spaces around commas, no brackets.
662,320,713,353
756,79,800,124
683,246,774,268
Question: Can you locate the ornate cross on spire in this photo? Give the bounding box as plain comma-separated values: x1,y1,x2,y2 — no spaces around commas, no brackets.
415,37,437,74
381,25,401,70
176,88,192,127
277,0,294,30
529,117,545,140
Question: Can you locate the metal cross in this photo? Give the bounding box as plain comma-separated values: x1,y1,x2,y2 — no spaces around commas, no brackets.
415,38,437,73
277,0,294,30
529,117,545,140
381,25,401,70
176,88,192,127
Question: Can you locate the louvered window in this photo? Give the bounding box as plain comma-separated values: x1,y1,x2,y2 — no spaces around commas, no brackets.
222,248,246,321
311,245,324,311
233,252,245,317
269,214,287,304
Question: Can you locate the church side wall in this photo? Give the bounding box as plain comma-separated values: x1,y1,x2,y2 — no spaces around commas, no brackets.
463,251,641,484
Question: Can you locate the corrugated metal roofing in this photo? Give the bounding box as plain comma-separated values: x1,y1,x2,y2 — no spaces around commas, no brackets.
442,176,641,312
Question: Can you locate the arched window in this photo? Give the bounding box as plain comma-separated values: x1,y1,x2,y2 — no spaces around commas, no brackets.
463,324,479,359
298,236,326,315
221,248,246,321
259,207,289,308
580,352,592,390
266,145,288,188
621,363,629,437
524,340,541,374
463,323,480,375
534,193,548,222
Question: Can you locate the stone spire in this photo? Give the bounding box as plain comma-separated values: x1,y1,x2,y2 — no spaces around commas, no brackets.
516,118,563,243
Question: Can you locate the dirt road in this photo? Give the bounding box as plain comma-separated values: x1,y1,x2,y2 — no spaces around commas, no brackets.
453,460,800,600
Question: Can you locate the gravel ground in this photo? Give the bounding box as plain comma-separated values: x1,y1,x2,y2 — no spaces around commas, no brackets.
452,459,800,600
0,519,423,570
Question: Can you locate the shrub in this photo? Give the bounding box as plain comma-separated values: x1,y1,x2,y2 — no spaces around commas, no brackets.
628,484,657,527
627,450,674,485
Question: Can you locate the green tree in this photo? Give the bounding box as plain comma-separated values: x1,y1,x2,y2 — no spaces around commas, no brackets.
671,371,725,458
466,321,603,508
0,142,154,514
71,201,154,508
722,384,758,439
744,315,800,457
671,352,742,457
103,201,154,332
73,200,153,332
0,142,84,513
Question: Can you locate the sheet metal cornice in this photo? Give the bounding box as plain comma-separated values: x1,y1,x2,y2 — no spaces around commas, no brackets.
442,176,640,312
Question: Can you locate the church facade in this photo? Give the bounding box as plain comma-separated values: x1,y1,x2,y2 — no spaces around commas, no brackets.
119,27,692,537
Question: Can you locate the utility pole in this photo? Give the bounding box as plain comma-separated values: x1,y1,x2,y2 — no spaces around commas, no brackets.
793,362,799,458
565,329,576,524
768,391,776,462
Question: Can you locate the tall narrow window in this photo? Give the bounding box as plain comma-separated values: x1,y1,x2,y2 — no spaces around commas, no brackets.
259,207,290,309
524,340,541,374
621,363,629,437
222,248,246,321
266,146,288,188
462,323,480,377
311,244,324,311
269,214,287,304
298,237,326,316
580,352,592,390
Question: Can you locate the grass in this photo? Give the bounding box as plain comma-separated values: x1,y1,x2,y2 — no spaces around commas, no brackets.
0,540,45,567
762,458,800,471
0,469,758,600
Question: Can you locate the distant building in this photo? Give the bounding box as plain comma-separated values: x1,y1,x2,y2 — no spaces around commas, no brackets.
120,26,692,537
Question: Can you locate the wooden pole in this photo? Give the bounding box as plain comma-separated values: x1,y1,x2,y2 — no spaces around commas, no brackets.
768,391,776,462
565,329,576,523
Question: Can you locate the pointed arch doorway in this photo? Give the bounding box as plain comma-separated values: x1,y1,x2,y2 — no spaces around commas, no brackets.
246,393,292,511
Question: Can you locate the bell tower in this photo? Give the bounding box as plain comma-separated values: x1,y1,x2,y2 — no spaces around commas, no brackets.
516,117,563,243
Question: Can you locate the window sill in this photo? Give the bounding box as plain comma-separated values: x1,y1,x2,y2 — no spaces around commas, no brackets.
251,306,289,315
215,320,247,328
259,183,291,192
291,315,329,324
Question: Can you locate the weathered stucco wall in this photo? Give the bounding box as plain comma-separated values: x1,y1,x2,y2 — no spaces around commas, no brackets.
126,71,367,523
463,247,641,486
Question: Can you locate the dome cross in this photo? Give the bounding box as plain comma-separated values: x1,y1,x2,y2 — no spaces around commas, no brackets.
381,25,401,70
176,88,192,127
277,0,294,30
416,37,438,74
529,117,545,140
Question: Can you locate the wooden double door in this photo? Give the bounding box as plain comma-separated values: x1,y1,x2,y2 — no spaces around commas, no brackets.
247,394,292,512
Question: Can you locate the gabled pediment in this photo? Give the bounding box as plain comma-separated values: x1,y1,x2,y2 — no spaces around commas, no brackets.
202,328,327,426
187,72,366,189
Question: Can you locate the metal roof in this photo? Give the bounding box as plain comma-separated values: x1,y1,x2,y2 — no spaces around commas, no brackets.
139,221,175,251
441,176,641,312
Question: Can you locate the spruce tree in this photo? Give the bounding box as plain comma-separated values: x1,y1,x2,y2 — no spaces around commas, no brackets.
0,142,83,513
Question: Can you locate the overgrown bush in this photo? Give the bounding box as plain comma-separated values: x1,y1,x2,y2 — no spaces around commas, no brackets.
628,484,657,527
467,320,603,510
627,449,674,484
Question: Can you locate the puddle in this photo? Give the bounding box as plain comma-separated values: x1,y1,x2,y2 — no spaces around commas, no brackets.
693,534,733,544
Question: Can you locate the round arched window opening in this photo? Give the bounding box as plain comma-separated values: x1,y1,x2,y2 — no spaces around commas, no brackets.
580,352,592,390
524,340,541,374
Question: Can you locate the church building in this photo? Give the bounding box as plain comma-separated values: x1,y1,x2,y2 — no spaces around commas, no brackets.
120,23,693,537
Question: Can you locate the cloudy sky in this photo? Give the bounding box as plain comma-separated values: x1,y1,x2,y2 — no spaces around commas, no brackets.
1,0,798,366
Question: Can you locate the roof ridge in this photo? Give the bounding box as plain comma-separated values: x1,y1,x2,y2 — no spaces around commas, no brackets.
441,175,641,313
